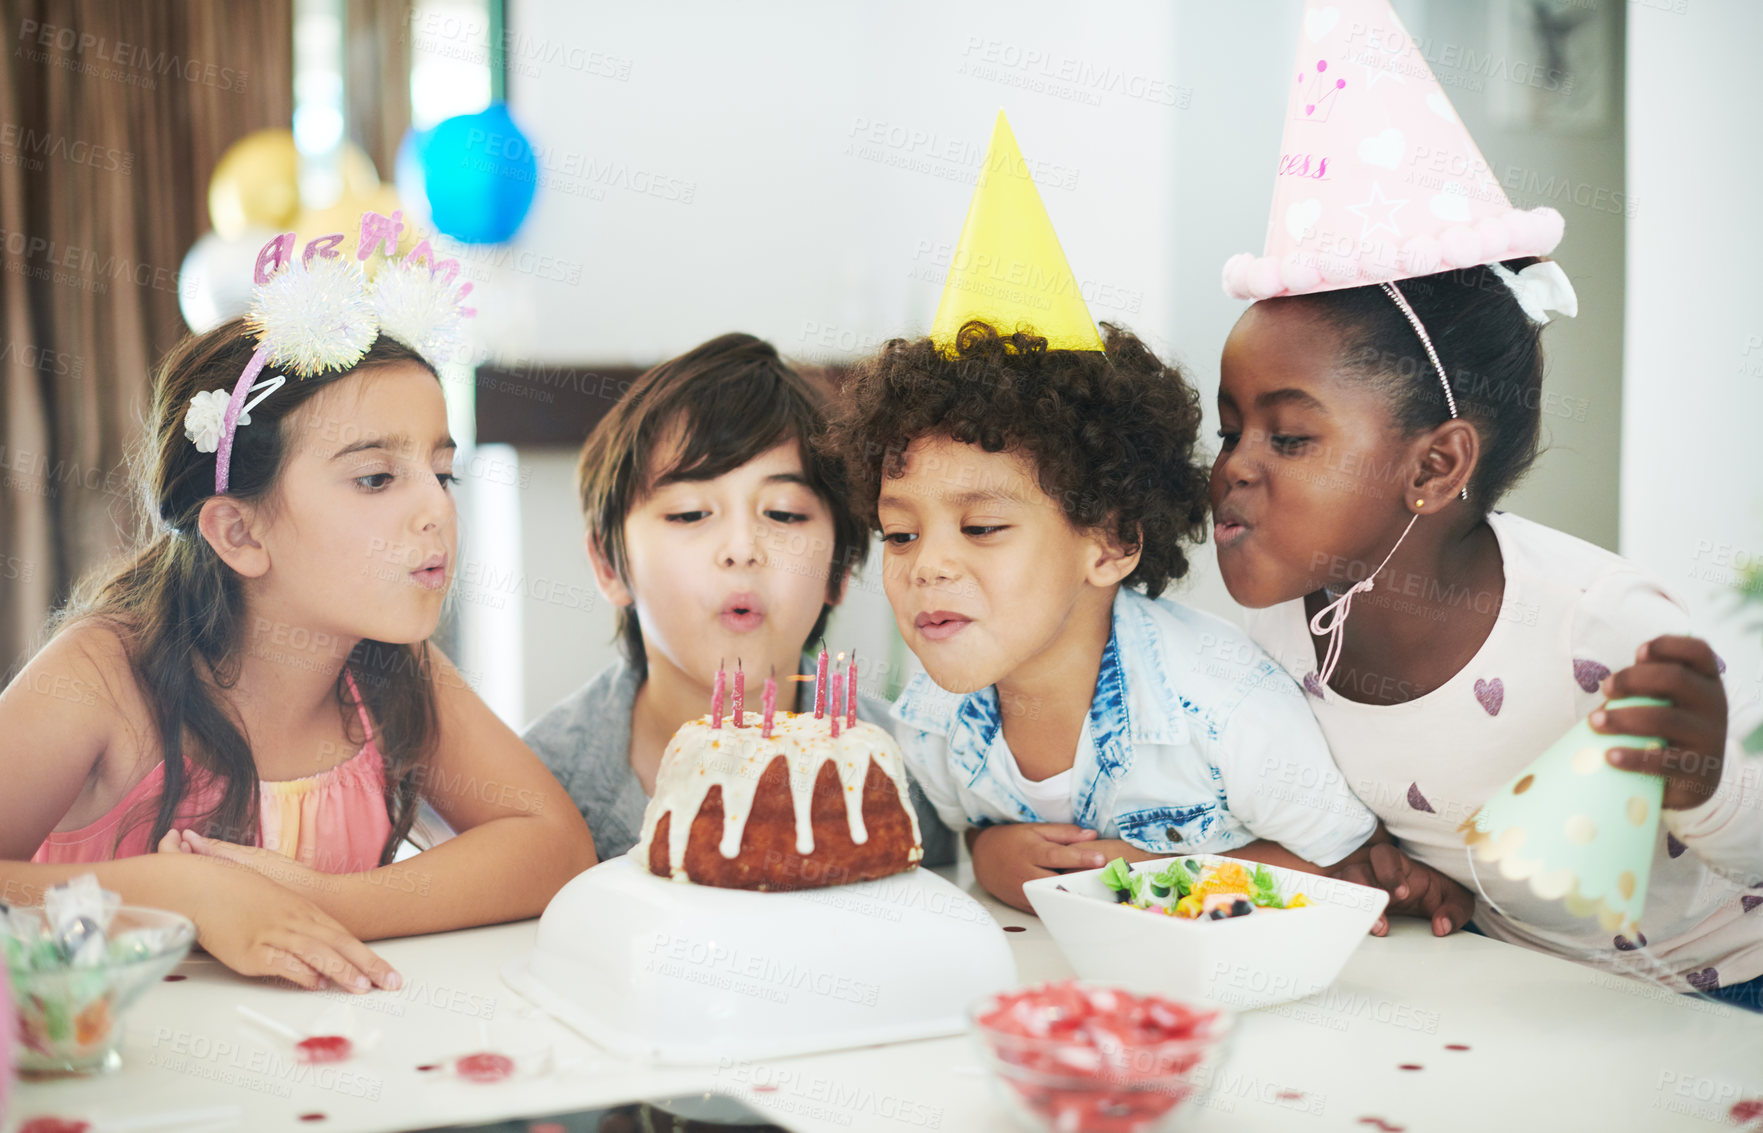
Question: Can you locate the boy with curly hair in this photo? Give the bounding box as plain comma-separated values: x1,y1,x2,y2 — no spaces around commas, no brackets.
825,320,1468,920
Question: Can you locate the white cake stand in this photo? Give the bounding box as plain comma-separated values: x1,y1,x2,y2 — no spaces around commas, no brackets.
503,855,1018,1064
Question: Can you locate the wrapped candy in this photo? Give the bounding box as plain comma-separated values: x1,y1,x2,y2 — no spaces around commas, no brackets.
45,876,118,945
2,877,196,1074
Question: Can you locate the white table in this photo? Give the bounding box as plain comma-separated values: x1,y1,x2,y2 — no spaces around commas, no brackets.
9,862,1763,1133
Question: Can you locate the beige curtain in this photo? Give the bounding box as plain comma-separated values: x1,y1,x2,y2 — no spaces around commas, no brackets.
0,0,294,680
346,0,414,178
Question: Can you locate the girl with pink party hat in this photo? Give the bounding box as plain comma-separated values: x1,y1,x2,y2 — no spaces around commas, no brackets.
1214,0,1759,1009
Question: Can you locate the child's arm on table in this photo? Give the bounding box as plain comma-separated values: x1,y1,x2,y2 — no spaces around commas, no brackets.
180,648,598,938
0,625,395,992
969,823,1118,913
1214,828,1474,937
1321,825,1474,937
1,856,398,992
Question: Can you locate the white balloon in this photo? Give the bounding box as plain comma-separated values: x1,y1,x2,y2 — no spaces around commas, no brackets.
178,228,275,333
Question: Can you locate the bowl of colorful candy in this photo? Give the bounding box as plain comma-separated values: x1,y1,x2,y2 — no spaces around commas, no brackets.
1023,855,1388,1011
2,882,196,1076
970,980,1230,1133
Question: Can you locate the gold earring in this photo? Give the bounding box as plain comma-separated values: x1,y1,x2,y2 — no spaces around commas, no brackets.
1415,498,1425,508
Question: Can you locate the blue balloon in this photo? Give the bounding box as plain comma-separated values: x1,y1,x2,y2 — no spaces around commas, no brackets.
418,103,538,245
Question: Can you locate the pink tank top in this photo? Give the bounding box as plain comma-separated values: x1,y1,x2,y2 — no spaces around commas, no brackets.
33,671,393,873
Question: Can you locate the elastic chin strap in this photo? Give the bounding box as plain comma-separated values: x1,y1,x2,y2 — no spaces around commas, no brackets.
1307,512,1420,688
1379,280,1469,503
1308,281,1462,688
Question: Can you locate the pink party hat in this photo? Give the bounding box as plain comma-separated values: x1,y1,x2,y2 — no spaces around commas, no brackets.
1222,0,1565,300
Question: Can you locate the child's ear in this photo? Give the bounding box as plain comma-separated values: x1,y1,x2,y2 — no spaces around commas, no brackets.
197,497,269,578
1084,524,1142,588
585,533,634,607
1411,419,1480,505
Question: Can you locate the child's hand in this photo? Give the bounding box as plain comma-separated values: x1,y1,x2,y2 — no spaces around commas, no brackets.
174,829,329,892
180,857,400,992
1083,839,1164,865
1592,635,1728,811
1329,843,1474,937
970,823,1107,913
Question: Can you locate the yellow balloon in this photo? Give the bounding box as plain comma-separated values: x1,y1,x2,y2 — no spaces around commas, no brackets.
209,129,300,239
288,184,423,265
340,146,380,201
210,128,384,240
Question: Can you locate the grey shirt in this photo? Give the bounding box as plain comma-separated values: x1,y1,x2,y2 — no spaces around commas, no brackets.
523,657,956,867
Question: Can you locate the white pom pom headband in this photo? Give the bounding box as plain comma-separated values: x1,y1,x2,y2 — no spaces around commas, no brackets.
200,210,476,494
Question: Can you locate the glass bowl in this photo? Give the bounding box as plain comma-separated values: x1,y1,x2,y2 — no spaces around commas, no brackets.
969,981,1232,1133
4,904,196,1076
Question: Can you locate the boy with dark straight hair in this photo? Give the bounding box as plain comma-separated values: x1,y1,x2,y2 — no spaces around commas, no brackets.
525,332,951,867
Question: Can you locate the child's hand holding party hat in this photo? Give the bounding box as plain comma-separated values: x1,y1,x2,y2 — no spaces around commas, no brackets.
1592,635,1729,812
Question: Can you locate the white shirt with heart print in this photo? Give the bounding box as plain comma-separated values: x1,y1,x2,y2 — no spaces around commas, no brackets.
1245,510,1763,995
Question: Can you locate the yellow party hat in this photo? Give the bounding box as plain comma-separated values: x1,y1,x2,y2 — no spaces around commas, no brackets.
929,112,1104,353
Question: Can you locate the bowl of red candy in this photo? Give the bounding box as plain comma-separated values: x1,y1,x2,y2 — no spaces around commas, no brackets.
970,980,1231,1133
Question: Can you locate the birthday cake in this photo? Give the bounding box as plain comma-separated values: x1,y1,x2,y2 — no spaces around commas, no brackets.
633,710,924,891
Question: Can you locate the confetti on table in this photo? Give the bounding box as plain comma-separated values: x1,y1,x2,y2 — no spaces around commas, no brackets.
294,1035,352,1063
455,1051,517,1083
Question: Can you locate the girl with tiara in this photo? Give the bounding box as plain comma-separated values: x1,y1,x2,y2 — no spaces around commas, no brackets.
0,216,596,991
1213,0,1759,1009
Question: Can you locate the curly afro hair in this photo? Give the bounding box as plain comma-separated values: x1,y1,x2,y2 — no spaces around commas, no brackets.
821,320,1210,598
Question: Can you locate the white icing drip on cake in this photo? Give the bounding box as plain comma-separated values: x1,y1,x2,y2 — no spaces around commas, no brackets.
634,711,923,882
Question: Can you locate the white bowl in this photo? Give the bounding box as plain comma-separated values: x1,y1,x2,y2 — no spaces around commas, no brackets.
505,855,1018,1064
1022,855,1388,1011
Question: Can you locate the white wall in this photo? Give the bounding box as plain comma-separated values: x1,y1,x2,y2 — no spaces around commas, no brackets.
474,0,1635,727
1623,0,1763,727
492,0,1187,724
498,0,1182,367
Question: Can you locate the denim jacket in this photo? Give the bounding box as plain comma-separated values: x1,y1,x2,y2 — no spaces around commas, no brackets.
891,589,1376,866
